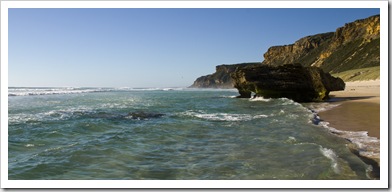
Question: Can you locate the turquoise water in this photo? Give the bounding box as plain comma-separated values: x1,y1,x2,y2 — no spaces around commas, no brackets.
8,87,371,179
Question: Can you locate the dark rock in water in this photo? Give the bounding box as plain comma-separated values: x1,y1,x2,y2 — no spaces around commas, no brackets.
67,110,165,121
230,64,345,102
126,111,164,120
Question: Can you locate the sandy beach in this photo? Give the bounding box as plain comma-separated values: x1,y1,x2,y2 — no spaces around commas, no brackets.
318,80,381,178
319,80,380,138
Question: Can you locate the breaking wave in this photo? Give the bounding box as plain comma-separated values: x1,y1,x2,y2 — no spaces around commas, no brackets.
179,110,268,122
319,121,380,161
249,97,272,102
305,102,341,113
9,108,165,124
8,87,186,96
8,87,112,96
319,146,340,174
307,104,380,169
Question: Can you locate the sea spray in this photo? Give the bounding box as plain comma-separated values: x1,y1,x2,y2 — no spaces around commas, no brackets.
249,97,271,102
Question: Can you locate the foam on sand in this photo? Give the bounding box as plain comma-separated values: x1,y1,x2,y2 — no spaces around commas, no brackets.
319,121,380,165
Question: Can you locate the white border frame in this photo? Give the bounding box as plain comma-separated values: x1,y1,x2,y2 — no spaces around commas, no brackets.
1,0,388,189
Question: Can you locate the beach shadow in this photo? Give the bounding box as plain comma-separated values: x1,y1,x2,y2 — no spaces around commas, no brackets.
326,96,377,102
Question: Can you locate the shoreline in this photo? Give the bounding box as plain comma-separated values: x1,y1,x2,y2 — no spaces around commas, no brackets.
316,80,380,179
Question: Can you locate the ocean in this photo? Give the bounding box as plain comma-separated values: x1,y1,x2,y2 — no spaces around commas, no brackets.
8,87,374,180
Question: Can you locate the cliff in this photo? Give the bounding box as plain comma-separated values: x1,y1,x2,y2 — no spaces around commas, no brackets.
190,14,380,88
262,32,334,66
190,63,261,88
231,64,345,102
262,14,380,74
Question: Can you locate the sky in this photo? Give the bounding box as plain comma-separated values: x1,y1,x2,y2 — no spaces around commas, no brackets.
8,8,380,88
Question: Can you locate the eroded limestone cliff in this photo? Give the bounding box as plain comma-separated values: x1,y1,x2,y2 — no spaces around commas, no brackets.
262,32,334,66
190,14,380,88
262,14,380,73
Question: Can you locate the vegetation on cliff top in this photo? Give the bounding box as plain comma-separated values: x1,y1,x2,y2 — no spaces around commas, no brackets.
261,14,380,74
190,14,380,88
331,66,380,82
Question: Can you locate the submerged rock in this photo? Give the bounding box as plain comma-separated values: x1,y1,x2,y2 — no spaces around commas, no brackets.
230,64,345,102
77,110,165,121
126,111,165,120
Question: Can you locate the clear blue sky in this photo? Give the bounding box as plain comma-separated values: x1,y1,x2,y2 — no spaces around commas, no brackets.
9,8,380,87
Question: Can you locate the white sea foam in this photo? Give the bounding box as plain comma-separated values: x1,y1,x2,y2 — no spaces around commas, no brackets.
9,107,93,124
279,98,301,106
254,114,268,118
43,142,78,153
285,136,297,144
99,103,131,109
221,95,238,98
249,97,271,102
306,102,341,113
162,88,184,91
8,87,111,96
287,114,299,119
306,104,380,167
180,110,268,122
319,121,380,162
320,147,340,174
8,87,188,96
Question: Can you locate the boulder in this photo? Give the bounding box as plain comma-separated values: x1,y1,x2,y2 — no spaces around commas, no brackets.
230,64,345,102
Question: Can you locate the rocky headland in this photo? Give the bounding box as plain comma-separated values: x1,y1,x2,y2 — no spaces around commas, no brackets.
190,63,261,88
190,14,380,88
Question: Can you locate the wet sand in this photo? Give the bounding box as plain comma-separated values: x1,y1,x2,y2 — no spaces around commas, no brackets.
318,80,381,178
319,102,380,138
319,80,380,138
